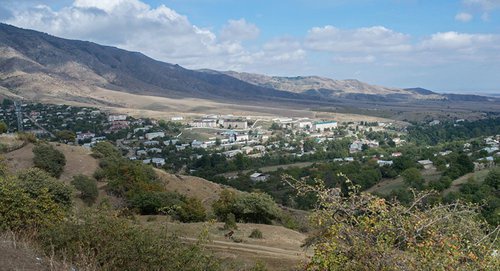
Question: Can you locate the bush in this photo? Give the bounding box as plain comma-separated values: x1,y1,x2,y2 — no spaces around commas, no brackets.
249,229,263,239
0,121,7,134
213,190,282,224
223,213,237,230
0,174,67,231
286,175,499,270
178,197,207,222
71,175,98,205
33,143,66,178
38,210,222,271
16,168,72,208
17,132,37,143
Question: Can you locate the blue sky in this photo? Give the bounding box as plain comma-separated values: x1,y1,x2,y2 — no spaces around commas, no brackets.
1,0,500,93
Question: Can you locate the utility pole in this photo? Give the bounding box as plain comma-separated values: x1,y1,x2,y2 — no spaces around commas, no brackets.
14,100,23,132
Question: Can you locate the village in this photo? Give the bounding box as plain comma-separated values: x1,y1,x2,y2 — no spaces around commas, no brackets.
1,101,499,185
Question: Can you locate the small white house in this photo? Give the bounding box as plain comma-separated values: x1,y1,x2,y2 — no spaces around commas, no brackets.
250,172,269,182
145,132,165,140
418,159,434,169
152,158,166,167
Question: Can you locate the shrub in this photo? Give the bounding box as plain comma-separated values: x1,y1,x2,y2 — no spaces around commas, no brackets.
0,121,7,134
177,197,207,222
16,168,72,208
285,175,500,271
213,190,281,224
33,143,66,178
38,210,222,271
17,132,37,143
0,175,67,231
71,175,98,205
249,229,263,239
223,213,237,230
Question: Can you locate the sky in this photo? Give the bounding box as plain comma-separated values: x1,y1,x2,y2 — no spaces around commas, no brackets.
1,0,500,93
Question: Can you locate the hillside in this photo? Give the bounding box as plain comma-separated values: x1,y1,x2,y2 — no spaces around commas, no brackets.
0,23,306,106
207,70,445,101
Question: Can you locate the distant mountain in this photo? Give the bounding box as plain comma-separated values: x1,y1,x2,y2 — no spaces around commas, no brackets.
404,87,436,95
0,23,305,105
206,70,444,101
0,23,497,110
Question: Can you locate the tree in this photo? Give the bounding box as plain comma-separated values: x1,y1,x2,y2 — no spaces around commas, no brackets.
33,143,66,178
71,175,98,205
484,168,500,190
285,176,499,271
0,121,7,134
401,168,424,190
55,130,76,143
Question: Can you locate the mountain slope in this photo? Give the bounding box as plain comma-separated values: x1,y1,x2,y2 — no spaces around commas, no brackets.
207,70,444,101
0,23,305,104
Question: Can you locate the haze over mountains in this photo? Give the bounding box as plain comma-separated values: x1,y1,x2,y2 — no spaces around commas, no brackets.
0,23,497,109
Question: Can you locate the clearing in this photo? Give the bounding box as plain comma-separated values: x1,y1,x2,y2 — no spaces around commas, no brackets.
140,219,312,271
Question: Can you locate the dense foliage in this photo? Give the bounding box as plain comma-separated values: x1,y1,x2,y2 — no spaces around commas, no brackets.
33,143,66,178
71,174,99,205
213,189,282,224
286,176,500,270
92,142,207,222
39,210,220,271
407,117,500,145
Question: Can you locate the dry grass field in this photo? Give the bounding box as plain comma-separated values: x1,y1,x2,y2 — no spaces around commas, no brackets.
138,219,312,271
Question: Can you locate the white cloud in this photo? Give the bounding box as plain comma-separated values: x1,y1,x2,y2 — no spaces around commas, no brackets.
219,18,260,42
419,32,497,50
305,25,412,53
455,12,473,22
462,0,500,20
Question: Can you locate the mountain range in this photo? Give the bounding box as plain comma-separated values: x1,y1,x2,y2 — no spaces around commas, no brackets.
0,23,497,111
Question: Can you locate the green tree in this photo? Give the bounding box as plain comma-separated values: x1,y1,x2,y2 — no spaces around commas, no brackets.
0,121,7,134
401,167,424,190
33,143,66,178
484,168,500,190
71,175,98,205
55,130,76,142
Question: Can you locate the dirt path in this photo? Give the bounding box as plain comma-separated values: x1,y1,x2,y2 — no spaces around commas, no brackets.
183,237,309,259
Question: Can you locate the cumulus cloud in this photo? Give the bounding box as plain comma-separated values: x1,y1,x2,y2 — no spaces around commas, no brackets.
305,25,412,53
219,18,260,42
455,12,473,22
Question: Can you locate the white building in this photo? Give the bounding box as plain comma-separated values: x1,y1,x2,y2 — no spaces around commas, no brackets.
250,172,269,182
145,132,165,140
223,119,248,129
152,158,166,167
171,116,183,121
108,114,127,122
312,121,338,132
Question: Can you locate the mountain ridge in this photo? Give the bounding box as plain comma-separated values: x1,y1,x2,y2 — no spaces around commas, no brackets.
0,23,497,109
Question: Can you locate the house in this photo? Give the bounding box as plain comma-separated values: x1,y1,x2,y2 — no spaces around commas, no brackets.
171,116,183,121
418,159,434,169
377,160,394,166
429,120,440,126
191,140,207,149
152,158,166,167
223,119,248,129
136,150,147,156
312,121,338,132
142,159,151,164
223,149,242,158
190,119,218,128
250,172,269,182
145,132,165,140
108,114,127,122
76,132,95,141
